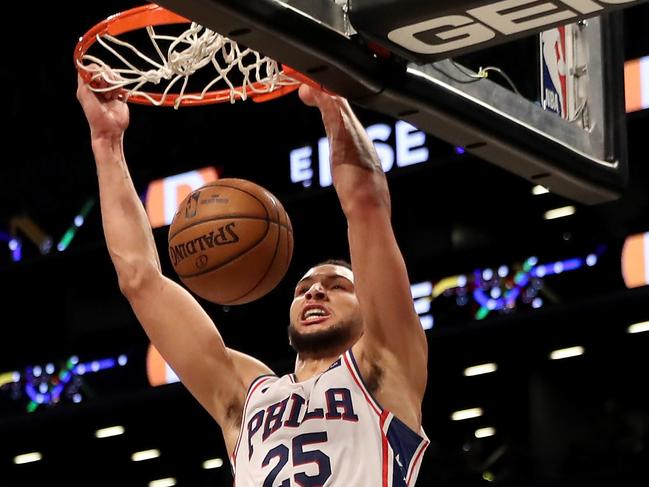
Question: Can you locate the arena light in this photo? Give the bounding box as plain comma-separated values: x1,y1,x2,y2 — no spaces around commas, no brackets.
145,167,218,228
149,478,176,487
463,363,497,377
549,346,584,360
147,343,180,387
543,206,576,220
411,281,434,330
13,452,42,464
621,232,649,288
202,458,224,469
532,185,549,195
420,315,434,330
9,216,52,254
132,449,160,461
57,198,96,251
9,237,22,262
628,321,649,334
0,371,19,388
451,407,483,421
475,427,496,438
625,55,649,113
95,425,125,438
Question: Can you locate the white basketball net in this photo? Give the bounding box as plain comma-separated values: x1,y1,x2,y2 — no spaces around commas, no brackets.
77,22,300,108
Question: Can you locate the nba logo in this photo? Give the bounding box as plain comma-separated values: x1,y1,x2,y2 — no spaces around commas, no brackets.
540,25,575,120
184,190,201,219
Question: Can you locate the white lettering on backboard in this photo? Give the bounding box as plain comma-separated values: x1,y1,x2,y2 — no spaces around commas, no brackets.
387,0,636,55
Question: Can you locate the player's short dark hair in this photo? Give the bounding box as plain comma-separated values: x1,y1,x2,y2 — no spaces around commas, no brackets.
313,258,352,271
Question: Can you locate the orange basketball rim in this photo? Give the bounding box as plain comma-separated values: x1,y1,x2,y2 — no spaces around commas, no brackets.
74,3,302,107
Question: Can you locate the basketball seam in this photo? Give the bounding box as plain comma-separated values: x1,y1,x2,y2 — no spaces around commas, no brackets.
167,179,284,245
168,181,270,241
175,221,292,280
180,222,287,301
171,181,292,300
168,215,292,242
172,186,271,278
175,219,270,279
225,194,284,304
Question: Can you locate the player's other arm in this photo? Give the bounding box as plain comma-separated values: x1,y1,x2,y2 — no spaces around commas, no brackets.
76,76,272,449
299,86,427,404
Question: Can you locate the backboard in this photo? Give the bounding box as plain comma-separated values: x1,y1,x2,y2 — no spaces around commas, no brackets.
151,0,647,204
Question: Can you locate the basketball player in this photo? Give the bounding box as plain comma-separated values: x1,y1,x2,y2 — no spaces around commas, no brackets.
77,74,429,485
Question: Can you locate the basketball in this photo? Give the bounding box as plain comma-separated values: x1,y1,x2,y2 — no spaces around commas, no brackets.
168,178,293,305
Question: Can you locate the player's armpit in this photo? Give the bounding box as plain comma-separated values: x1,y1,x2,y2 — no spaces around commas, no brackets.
347,208,428,397
123,272,273,434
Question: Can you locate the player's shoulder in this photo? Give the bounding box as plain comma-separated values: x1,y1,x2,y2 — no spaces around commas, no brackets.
247,373,280,394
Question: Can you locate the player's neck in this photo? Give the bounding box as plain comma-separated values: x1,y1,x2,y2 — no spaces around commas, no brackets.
294,353,340,382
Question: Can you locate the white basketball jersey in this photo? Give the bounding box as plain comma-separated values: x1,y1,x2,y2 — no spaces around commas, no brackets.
231,350,429,486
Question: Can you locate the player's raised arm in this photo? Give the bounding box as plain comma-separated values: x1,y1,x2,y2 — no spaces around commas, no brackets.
298,85,428,419
76,75,272,453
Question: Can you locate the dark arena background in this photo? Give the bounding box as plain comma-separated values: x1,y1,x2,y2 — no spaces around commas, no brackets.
2,1,649,485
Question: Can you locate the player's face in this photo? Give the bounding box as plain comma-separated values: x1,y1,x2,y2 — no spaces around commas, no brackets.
288,264,363,356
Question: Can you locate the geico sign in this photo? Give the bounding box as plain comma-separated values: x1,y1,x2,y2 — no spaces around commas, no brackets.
387,0,636,55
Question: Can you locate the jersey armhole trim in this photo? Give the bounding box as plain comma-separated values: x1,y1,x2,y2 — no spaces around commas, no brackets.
343,349,383,416
230,373,277,471
345,348,430,486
